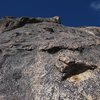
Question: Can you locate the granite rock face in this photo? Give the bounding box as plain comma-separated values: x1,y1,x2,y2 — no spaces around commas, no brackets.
0,16,61,33
0,16,100,100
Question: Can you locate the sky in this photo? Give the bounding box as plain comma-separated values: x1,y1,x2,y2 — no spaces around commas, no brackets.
0,0,100,27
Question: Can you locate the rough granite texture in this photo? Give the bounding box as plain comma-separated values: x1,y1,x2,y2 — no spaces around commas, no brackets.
0,16,100,100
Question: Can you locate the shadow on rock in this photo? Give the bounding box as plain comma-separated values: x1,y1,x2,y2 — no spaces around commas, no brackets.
60,61,97,81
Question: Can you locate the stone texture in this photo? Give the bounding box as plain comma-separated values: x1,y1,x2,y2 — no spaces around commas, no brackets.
0,16,100,100
0,16,61,33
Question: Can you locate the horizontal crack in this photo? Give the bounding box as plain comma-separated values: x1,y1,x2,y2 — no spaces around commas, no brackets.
41,46,66,54
40,46,85,54
40,43,100,54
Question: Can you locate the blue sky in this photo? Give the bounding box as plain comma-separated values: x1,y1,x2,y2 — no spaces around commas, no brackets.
0,0,100,27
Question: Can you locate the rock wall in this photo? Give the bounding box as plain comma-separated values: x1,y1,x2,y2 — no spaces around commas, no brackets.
0,16,100,100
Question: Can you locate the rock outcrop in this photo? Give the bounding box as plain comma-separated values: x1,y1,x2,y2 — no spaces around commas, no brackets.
0,16,100,100
0,16,61,33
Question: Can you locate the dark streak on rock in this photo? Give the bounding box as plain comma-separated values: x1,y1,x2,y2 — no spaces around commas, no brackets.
41,46,67,54
43,27,54,34
41,46,85,54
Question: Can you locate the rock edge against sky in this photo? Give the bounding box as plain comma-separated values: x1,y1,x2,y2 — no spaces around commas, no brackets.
0,16,100,100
